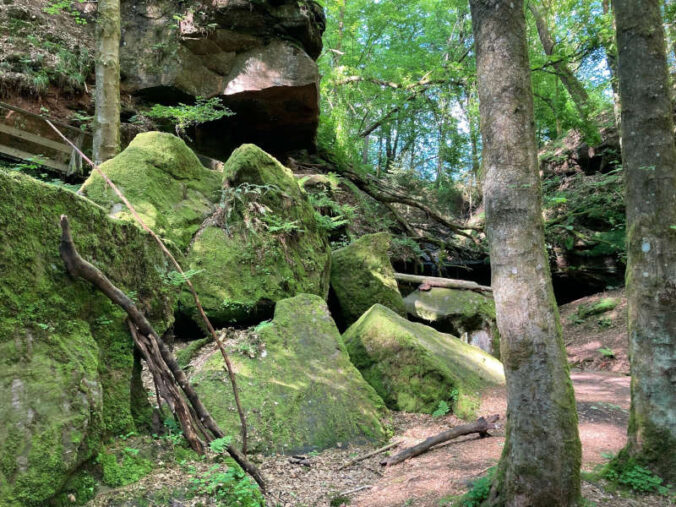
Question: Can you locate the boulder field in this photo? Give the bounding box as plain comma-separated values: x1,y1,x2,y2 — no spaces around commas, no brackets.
1,133,506,503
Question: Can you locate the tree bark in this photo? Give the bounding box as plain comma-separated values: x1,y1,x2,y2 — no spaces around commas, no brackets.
528,1,591,122
469,1,582,505
613,0,676,483
93,0,121,164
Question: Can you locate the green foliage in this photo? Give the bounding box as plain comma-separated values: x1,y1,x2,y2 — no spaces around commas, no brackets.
209,436,233,454
308,190,356,232
458,467,496,507
188,464,264,506
598,347,615,358
432,400,450,418
44,0,87,24
330,495,351,506
142,97,234,138
164,268,205,287
602,457,670,495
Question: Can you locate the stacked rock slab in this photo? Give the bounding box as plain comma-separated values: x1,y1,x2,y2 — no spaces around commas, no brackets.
330,232,407,328
189,294,386,454
181,144,331,326
404,288,500,358
0,171,175,505
343,304,505,419
120,0,325,158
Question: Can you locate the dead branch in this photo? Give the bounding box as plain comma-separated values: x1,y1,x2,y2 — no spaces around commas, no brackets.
58,215,266,492
339,167,479,240
46,119,248,454
380,415,500,466
337,441,401,470
394,272,492,293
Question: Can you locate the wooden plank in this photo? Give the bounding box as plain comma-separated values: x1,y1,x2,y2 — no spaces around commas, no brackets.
0,143,69,173
0,123,72,154
0,101,86,136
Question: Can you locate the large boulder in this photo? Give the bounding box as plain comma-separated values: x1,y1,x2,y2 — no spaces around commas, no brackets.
80,132,222,250
330,233,407,328
343,305,505,419
189,294,386,454
0,171,175,505
120,0,326,158
180,144,331,326
403,288,500,357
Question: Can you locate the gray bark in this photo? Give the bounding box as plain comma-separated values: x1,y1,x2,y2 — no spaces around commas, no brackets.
93,0,121,164
469,0,582,504
613,0,676,482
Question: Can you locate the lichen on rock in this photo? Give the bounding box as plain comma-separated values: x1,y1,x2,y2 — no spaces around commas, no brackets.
404,288,500,358
0,170,176,505
343,304,505,419
180,144,331,326
190,294,386,454
330,232,407,328
80,131,222,250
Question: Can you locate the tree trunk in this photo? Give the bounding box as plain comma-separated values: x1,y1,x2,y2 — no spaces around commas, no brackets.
528,2,591,122
602,0,621,129
613,0,676,483
362,134,370,166
93,0,121,164
469,0,582,504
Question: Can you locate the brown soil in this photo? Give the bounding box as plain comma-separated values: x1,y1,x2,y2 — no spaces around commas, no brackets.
560,288,629,374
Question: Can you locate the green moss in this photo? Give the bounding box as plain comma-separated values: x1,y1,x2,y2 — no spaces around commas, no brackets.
191,294,386,454
50,470,97,506
181,144,331,326
0,170,176,504
176,337,211,369
343,304,505,418
576,297,619,318
403,288,500,359
330,232,406,327
98,448,154,488
80,131,222,250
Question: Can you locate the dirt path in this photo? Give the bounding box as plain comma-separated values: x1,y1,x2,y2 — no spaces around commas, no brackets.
262,371,636,507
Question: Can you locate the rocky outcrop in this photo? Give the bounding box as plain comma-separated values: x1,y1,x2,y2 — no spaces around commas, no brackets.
330,233,407,328
120,0,325,159
80,132,222,250
180,144,331,326
403,288,500,357
0,170,175,505
190,294,386,454
343,305,505,419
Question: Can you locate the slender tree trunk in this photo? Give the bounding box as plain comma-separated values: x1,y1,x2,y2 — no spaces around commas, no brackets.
362,134,370,166
469,1,582,504
93,0,121,164
613,0,676,483
528,2,591,121
602,0,621,129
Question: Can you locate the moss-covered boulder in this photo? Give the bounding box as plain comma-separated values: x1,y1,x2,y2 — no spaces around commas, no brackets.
330,232,406,327
80,132,222,250
190,294,386,454
180,144,331,325
343,304,505,419
0,171,176,505
403,288,500,358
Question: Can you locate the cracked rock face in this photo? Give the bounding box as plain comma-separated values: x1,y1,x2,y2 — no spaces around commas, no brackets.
120,0,325,159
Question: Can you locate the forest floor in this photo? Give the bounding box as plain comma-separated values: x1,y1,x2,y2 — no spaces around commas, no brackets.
93,290,673,506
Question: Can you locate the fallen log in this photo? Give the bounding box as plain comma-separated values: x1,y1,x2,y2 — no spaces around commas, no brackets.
380,415,500,466
393,273,492,293
58,215,267,492
337,440,401,470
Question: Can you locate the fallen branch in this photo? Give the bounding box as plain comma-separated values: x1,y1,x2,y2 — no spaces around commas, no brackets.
393,273,492,293
45,119,248,453
337,441,401,470
339,485,372,496
58,215,266,492
380,415,500,466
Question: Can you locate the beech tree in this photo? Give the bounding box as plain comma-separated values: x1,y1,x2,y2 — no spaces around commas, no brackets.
613,0,676,483
468,0,581,504
93,0,121,164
